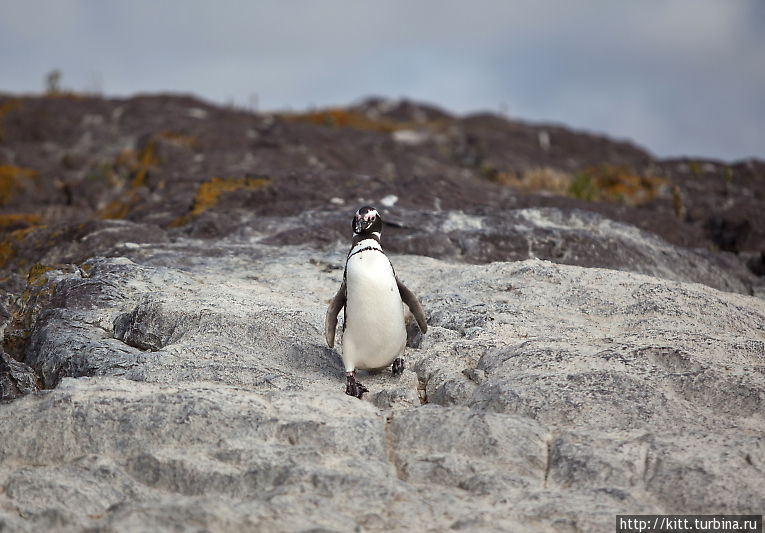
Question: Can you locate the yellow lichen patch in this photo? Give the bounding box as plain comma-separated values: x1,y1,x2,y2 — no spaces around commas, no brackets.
0,225,41,267
169,176,271,228
190,176,271,216
130,142,159,188
9,225,42,242
4,262,69,359
0,213,42,229
95,141,162,220
26,263,57,287
0,165,38,205
107,142,160,190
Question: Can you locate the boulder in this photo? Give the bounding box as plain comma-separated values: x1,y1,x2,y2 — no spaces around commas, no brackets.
0,350,39,402
1,93,763,532
0,240,762,531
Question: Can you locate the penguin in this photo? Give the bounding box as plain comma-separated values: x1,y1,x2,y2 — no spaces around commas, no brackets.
325,206,428,398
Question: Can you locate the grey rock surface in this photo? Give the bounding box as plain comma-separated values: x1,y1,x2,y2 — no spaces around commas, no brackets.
234,205,763,295
2,94,764,299
1,239,764,532
367,206,756,294
0,351,39,402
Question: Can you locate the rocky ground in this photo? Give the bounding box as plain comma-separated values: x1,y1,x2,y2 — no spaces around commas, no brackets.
0,93,763,532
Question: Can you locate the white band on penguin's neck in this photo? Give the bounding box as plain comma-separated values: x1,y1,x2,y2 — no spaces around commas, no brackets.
349,238,382,255
351,232,381,240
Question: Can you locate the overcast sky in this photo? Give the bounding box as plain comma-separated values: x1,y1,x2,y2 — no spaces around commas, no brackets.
1,0,763,160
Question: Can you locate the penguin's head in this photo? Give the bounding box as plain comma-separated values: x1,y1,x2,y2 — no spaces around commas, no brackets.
353,206,382,236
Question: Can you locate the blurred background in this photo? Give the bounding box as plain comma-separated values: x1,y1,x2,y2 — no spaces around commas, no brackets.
1,0,763,160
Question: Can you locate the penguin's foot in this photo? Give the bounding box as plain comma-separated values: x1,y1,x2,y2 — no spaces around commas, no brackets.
345,371,368,399
392,358,405,376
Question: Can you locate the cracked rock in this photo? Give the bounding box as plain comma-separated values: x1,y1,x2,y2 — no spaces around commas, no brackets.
0,242,762,532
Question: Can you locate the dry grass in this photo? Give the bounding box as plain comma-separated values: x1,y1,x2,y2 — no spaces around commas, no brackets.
569,166,667,205
483,166,572,196
0,165,38,205
281,108,449,137
481,164,667,206
282,109,399,133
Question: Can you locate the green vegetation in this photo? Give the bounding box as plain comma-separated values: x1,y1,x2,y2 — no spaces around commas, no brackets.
568,172,599,201
689,160,702,176
477,163,666,206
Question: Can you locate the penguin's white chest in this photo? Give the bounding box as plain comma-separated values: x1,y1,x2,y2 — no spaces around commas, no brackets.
343,249,406,370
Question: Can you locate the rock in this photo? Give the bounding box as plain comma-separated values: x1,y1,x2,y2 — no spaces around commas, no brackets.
704,216,752,252
1,93,765,532
260,207,759,294
0,239,763,531
746,251,765,277
0,351,39,401
394,207,756,294
0,302,9,339
3,94,764,263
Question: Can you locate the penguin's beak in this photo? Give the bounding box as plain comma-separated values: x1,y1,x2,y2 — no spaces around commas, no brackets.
354,211,376,233
354,214,366,233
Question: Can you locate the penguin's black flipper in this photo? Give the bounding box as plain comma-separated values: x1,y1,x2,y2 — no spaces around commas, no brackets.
396,278,428,334
325,280,346,348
